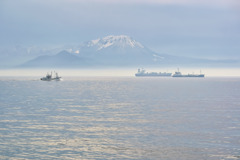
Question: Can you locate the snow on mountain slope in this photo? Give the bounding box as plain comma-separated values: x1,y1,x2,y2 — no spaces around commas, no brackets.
86,35,144,51
18,34,238,68
20,35,165,67
66,35,163,65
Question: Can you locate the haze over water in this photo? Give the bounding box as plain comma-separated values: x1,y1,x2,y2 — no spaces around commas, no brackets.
1,0,239,159
0,76,240,159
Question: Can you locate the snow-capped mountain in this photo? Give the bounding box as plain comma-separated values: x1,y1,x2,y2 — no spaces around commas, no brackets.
86,35,144,50
19,35,239,68
65,35,164,66
20,35,164,67
68,35,148,56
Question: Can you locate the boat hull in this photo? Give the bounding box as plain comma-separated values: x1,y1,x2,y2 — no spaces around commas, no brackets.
41,77,62,81
172,74,204,77
135,73,172,77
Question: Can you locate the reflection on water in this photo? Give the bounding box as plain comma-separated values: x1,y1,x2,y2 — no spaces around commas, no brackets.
0,77,240,159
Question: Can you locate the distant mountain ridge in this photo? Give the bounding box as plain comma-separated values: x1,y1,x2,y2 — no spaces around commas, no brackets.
20,51,90,68
21,35,164,67
19,35,240,68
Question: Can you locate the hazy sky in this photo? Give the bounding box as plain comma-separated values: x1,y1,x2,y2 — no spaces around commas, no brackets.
0,0,239,59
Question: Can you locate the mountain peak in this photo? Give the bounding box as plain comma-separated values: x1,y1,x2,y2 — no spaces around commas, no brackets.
87,35,144,50
57,50,70,55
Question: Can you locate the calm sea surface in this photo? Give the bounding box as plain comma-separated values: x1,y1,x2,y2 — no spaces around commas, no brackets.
0,77,240,160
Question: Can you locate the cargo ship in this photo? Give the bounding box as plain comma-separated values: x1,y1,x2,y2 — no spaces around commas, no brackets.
135,68,172,77
172,69,204,77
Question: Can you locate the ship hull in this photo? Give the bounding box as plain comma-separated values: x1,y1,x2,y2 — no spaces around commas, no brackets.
135,73,172,77
172,74,204,77
41,77,62,81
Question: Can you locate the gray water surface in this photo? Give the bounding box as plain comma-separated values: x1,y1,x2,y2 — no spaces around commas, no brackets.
0,77,240,159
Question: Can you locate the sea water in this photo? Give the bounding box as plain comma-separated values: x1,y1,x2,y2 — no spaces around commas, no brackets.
0,77,240,160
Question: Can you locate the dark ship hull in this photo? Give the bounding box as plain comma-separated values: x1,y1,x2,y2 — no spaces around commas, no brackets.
172,69,204,78
172,74,204,77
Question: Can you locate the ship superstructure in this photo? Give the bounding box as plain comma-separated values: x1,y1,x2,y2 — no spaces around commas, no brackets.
135,68,172,77
41,71,62,81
